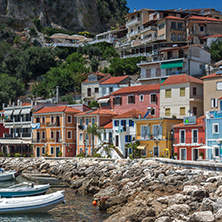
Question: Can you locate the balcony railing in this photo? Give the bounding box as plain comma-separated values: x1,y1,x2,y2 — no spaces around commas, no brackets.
126,17,141,27
33,138,62,143
47,122,60,127
4,133,32,138
170,26,185,31
174,137,204,145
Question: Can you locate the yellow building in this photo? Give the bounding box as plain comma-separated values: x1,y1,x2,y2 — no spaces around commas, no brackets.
135,118,182,158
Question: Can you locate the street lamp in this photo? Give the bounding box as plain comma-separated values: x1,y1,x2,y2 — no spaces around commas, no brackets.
83,139,86,156
153,137,160,157
170,129,174,158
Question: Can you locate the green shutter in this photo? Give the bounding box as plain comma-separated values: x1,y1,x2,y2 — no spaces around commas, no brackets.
160,60,183,69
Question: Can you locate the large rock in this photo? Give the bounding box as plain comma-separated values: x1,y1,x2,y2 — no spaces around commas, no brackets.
155,216,171,222
190,211,215,222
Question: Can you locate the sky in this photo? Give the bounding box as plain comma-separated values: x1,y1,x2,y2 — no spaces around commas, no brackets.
127,0,222,12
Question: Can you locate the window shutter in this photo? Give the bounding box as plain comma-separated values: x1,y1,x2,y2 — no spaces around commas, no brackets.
113,98,116,105
132,95,135,104
120,97,122,105
216,98,218,108
125,135,128,142
131,121,134,127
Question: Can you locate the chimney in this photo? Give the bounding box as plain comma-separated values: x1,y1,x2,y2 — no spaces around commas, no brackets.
138,114,142,119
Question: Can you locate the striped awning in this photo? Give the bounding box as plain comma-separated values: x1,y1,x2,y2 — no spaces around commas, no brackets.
137,146,146,150
21,108,31,115
4,109,13,116
161,60,183,69
13,109,21,115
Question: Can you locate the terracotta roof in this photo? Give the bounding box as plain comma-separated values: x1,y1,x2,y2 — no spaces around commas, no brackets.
75,108,118,116
174,115,205,128
110,84,160,95
100,76,129,85
165,16,185,20
83,73,111,83
201,34,222,39
187,16,222,22
161,74,203,85
201,72,222,80
103,121,113,129
34,106,80,114
113,109,145,119
159,44,206,53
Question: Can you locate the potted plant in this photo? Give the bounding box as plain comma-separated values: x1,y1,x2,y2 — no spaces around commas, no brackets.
199,152,204,160
58,151,62,157
174,152,178,160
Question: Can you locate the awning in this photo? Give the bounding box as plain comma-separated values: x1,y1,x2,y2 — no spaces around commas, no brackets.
137,146,146,150
13,109,21,115
21,108,31,115
4,110,13,116
161,60,183,69
98,98,110,104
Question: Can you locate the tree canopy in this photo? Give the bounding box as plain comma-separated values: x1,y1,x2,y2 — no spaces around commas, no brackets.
209,40,222,62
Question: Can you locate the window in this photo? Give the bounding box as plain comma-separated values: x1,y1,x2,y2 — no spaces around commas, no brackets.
165,89,171,98
87,88,91,97
67,115,72,123
79,133,83,141
151,108,156,116
51,116,54,123
125,135,132,143
151,94,157,103
36,117,40,123
165,108,170,116
114,97,122,105
180,107,185,116
129,120,134,127
214,146,219,157
80,118,83,125
42,147,45,155
180,130,185,144
128,95,135,104
51,131,54,139
153,125,162,139
92,118,95,125
121,120,126,126
42,116,45,124
171,33,176,41
141,126,150,139
85,133,89,141
104,132,107,141
193,107,197,116
140,94,144,102
102,88,106,96
86,118,89,126
180,88,185,97
193,87,197,96
211,98,218,108
88,74,97,82
114,120,119,126
153,146,159,157
213,123,219,134
50,147,54,155
192,129,198,144
141,148,147,156
109,87,113,93
94,88,99,93
42,131,45,139
115,135,119,147
200,26,204,32
67,131,72,139
216,82,222,90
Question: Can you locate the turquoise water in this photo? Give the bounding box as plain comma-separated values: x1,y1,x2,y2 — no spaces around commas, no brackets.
0,176,109,222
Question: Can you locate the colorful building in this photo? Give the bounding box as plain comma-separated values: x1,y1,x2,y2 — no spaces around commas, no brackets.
135,117,182,158
32,105,81,157
173,116,205,160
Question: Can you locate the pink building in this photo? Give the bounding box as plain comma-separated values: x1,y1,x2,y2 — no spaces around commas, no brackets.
109,84,160,115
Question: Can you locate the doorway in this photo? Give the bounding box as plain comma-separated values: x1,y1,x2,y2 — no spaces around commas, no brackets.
180,148,187,160
56,147,60,157
192,148,199,161
36,147,40,157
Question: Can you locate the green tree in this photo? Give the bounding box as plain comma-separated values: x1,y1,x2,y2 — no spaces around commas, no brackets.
86,124,104,156
209,40,222,62
90,57,99,72
126,141,141,159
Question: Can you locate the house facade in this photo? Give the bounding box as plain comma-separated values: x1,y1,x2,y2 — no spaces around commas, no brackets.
135,117,182,158
32,106,80,157
173,116,205,160
160,74,203,118
109,84,160,115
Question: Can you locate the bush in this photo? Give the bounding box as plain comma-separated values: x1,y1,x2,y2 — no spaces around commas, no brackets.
58,151,62,157
93,153,101,158
15,153,21,157
76,153,85,157
199,152,203,156
0,152,3,157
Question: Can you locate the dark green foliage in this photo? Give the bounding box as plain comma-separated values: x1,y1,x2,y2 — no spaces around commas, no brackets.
29,28,37,37
209,40,222,62
90,57,99,72
33,19,42,32
88,100,99,108
41,27,74,36
61,94,75,104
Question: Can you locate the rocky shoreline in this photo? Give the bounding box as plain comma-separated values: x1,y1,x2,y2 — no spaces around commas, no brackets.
1,157,222,222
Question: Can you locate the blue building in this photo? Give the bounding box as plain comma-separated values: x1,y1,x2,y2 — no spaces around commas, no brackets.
206,110,222,159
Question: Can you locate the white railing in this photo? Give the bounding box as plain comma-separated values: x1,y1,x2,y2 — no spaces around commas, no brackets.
126,18,141,27
123,52,152,59
141,26,157,33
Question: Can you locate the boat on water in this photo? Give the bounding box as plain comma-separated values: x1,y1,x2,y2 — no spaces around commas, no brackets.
0,170,17,182
0,190,65,214
0,182,50,198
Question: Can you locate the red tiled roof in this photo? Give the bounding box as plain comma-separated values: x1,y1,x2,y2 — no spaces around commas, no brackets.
110,84,160,95
75,108,118,116
187,15,222,22
103,121,113,129
34,106,80,114
201,34,222,39
161,74,203,85
83,73,111,83
174,115,205,128
100,76,129,85
165,16,184,20
113,109,145,119
159,44,206,53
201,72,221,80
218,96,222,100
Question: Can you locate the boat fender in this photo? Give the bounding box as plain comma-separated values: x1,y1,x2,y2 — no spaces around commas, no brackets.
92,200,97,207
62,200,66,204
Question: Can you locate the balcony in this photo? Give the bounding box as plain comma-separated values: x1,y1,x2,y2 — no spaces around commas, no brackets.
126,17,141,27
47,122,60,127
32,138,62,143
141,26,157,33
174,137,204,145
142,37,157,44
170,26,185,31
4,133,32,138
127,31,139,38
78,125,84,130
123,52,152,59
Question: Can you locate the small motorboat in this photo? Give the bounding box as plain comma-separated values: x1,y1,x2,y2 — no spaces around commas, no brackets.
0,190,65,214
0,182,50,198
0,170,17,182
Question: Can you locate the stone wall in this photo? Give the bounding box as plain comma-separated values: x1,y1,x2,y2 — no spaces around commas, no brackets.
1,157,222,221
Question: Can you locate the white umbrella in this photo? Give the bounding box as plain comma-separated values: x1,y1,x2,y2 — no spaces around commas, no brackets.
197,145,213,149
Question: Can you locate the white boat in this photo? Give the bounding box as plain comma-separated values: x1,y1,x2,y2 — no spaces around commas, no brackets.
0,190,65,214
0,182,50,197
0,170,17,182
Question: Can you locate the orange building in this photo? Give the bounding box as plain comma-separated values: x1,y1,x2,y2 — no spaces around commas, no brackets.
32,106,81,157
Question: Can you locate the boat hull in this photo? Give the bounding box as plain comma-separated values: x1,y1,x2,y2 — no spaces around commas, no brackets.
0,173,15,182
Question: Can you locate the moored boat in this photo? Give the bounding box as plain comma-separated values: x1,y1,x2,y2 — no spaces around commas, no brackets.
0,190,65,214
0,182,50,198
0,170,17,182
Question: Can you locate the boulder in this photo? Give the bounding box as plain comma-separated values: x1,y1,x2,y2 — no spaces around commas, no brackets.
190,211,214,222
164,204,190,217
155,217,171,222
214,208,222,220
